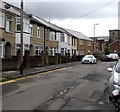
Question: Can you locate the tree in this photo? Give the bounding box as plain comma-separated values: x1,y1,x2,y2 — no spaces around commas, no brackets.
104,46,111,55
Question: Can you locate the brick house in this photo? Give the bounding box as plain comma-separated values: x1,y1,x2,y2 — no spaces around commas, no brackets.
109,40,120,55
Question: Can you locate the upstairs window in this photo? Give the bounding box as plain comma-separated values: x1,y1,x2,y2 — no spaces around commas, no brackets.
61,33,65,42
30,24,33,36
45,29,49,40
16,18,21,31
68,36,70,45
88,41,91,46
6,16,12,32
0,12,4,28
37,26,40,38
80,40,83,45
50,31,55,41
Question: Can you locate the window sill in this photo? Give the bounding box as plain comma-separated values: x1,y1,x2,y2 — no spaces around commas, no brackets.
5,31,13,34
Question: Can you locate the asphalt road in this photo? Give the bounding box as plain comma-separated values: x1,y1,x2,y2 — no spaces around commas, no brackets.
2,61,117,111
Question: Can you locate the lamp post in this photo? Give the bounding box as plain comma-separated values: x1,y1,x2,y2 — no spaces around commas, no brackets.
93,23,99,53
20,0,23,74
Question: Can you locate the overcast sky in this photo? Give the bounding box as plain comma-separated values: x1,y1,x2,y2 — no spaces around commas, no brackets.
2,0,119,37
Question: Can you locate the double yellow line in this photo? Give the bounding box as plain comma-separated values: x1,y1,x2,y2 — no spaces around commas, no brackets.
0,67,71,86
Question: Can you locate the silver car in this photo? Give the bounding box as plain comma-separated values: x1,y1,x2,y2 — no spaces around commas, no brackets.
107,59,120,100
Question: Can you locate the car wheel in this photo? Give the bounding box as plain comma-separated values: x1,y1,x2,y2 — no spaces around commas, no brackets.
109,95,113,102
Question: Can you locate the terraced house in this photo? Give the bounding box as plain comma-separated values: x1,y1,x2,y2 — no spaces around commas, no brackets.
0,1,17,58
30,16,64,56
66,29,93,56
1,1,93,61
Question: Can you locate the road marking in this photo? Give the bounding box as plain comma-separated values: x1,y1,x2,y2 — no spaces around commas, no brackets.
0,67,71,86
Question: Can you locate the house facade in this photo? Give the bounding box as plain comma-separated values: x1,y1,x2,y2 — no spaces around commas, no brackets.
1,1,94,60
66,29,93,56
109,30,120,41
0,1,17,58
109,40,120,55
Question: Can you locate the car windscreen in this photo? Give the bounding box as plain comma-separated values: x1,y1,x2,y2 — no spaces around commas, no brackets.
85,56,93,58
115,61,120,73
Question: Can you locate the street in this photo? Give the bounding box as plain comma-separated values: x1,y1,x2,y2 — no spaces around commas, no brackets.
2,61,117,111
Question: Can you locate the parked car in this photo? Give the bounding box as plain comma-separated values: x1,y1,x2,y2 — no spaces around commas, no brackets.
81,55,97,64
100,55,113,62
107,53,119,61
107,59,120,101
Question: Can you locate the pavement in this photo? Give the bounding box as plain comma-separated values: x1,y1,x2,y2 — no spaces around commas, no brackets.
2,61,81,78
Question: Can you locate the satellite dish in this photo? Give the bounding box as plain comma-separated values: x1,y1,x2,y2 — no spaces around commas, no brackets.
4,4,10,9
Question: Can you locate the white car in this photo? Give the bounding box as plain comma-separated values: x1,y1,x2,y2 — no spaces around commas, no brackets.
81,55,97,64
107,53,119,60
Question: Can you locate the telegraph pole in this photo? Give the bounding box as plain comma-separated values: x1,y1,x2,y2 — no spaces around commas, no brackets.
20,0,24,74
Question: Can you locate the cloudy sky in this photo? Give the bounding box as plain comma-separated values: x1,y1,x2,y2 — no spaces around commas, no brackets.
3,0,119,37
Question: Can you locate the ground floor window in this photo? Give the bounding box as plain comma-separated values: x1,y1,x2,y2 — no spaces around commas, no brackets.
35,45,43,56
61,48,65,56
50,47,57,56
16,44,20,55
78,50,85,56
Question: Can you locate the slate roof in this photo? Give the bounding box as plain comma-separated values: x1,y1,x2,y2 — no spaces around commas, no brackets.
65,29,93,41
32,16,65,32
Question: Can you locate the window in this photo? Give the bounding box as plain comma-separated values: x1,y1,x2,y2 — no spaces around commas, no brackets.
6,16,12,32
0,12,4,28
37,27,40,38
61,48,64,56
30,24,33,36
54,47,57,55
56,33,60,41
81,51,85,55
50,31,55,41
61,33,65,42
80,40,83,45
88,41,91,46
45,29,49,40
0,42,3,58
16,18,21,31
24,44,29,51
16,44,20,55
68,36,70,45
50,47,57,56
50,47,53,56
24,23,29,33
35,45,43,55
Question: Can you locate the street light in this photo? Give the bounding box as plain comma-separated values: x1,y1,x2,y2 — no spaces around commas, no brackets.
20,0,23,74
93,23,99,53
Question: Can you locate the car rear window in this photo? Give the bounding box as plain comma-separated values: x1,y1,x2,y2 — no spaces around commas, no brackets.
115,60,120,73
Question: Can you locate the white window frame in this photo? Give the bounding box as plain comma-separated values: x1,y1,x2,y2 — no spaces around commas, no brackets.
35,45,43,56
0,42,4,58
24,22,29,33
88,41,91,46
0,12,4,28
37,26,40,38
61,33,65,42
50,31,55,41
68,36,70,45
30,24,33,36
45,29,49,40
50,47,53,56
16,17,21,31
80,40,83,45
61,48,65,56
6,16,12,32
